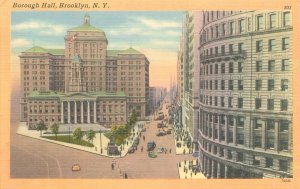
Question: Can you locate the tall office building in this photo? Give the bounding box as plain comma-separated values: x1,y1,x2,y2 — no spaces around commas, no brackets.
20,14,150,129
197,11,292,178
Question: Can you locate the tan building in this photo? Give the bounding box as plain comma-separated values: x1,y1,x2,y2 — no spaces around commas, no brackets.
198,11,292,178
20,14,150,129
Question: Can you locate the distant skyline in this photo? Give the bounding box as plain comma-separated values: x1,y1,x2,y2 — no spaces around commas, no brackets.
11,11,184,90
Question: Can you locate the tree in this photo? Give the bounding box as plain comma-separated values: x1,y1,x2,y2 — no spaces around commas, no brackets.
73,127,84,144
36,120,47,137
85,129,96,144
50,123,59,139
110,125,130,146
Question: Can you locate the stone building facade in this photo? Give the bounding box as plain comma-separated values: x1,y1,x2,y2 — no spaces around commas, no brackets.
198,11,292,178
20,14,150,129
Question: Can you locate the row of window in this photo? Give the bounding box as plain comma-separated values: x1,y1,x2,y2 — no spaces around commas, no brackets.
200,95,289,111
201,11,291,43
200,79,289,91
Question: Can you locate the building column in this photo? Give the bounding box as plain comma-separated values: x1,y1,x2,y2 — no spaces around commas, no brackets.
274,121,279,151
67,101,70,124
61,101,64,124
208,159,211,178
224,165,228,178
218,115,221,142
87,101,90,123
225,115,228,143
211,160,216,178
262,119,266,149
233,116,237,145
74,101,77,124
81,101,84,123
217,162,221,178
212,114,215,140
94,101,97,123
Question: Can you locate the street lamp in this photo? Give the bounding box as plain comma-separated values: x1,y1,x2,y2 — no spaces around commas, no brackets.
69,125,71,143
99,129,103,154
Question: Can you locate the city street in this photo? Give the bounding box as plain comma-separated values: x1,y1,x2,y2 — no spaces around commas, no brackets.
10,93,195,178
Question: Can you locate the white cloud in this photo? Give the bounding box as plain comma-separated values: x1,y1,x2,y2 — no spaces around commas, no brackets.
12,20,67,36
11,38,31,48
134,17,181,29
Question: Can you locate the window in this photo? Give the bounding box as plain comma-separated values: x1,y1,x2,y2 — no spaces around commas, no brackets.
215,64,218,74
228,97,232,108
210,80,213,90
280,139,288,151
279,160,288,172
238,62,243,73
282,37,290,50
221,45,225,54
229,21,234,35
266,157,273,168
266,137,274,149
268,39,275,51
239,19,245,33
256,40,263,52
281,99,288,111
237,134,244,145
237,116,244,127
269,14,276,28
229,44,233,54
280,120,289,132
221,63,225,73
253,156,261,166
255,118,263,129
216,25,219,38
227,150,232,159
254,136,262,148
255,80,262,91
228,80,234,90
210,65,213,74
268,79,274,91
215,80,218,90
214,96,218,106
215,46,218,55
237,152,243,162
283,12,291,27
229,62,234,73
256,61,262,72
221,97,225,107
282,59,289,71
221,80,225,90
281,79,288,91
255,98,261,109
222,23,226,36
238,98,243,108
238,80,243,90
238,43,244,53
268,60,275,72
267,99,274,110
267,119,275,130
257,15,263,30
210,96,212,105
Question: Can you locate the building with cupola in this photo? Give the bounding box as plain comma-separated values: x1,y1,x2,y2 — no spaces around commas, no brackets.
20,14,150,129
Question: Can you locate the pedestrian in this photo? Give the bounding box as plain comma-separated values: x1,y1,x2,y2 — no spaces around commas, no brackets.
111,163,114,170
183,149,186,154
143,135,145,141
141,146,143,152
169,148,172,153
124,173,128,179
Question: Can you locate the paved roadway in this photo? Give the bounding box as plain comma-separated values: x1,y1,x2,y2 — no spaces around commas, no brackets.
10,93,193,178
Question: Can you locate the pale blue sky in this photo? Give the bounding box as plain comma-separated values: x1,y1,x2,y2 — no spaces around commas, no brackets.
11,11,184,88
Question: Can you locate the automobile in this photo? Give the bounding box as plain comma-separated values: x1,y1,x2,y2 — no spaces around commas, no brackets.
166,129,172,134
147,141,156,151
128,147,135,153
156,131,166,136
157,147,167,153
148,151,157,158
146,121,151,124
192,151,200,157
192,165,201,173
157,122,163,128
141,128,146,132
72,164,81,171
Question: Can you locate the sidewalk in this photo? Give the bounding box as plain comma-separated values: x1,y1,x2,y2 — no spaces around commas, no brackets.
17,121,144,158
172,126,192,155
177,159,206,179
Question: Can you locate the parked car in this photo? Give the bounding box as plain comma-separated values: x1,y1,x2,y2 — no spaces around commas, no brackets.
72,164,81,171
147,141,156,151
157,122,163,128
166,129,172,134
157,147,167,153
128,147,135,153
192,151,200,157
156,131,166,136
148,151,157,158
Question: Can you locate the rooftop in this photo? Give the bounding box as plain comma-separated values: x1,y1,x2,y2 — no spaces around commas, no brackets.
24,46,64,56
107,48,143,56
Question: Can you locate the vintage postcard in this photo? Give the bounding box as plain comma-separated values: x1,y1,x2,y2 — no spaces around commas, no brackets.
0,0,300,189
